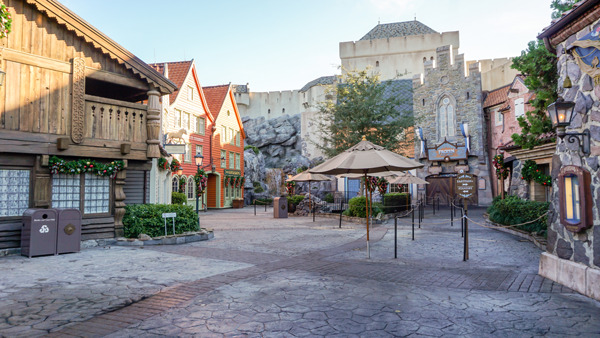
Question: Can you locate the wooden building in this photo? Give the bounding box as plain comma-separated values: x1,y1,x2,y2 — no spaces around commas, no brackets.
203,84,245,208
0,0,176,250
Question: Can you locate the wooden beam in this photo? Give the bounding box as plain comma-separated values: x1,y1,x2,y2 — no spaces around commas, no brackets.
85,68,150,92
2,48,71,73
85,94,148,110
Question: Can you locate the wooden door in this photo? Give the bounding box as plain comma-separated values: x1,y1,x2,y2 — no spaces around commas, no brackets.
426,176,454,205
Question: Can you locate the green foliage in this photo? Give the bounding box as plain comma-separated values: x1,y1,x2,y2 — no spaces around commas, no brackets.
253,198,272,205
316,69,413,157
521,160,552,186
171,192,187,205
551,0,582,19
49,156,124,178
383,192,411,213
324,193,334,203
510,40,557,149
0,4,12,39
253,181,264,193
244,145,260,155
344,196,382,218
296,166,308,173
123,204,199,238
288,195,305,206
487,195,549,236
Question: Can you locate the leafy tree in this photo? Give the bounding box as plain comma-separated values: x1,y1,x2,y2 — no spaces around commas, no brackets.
315,69,412,157
551,0,582,19
510,40,557,149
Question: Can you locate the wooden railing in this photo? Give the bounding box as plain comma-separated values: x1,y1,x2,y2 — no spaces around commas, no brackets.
84,95,147,143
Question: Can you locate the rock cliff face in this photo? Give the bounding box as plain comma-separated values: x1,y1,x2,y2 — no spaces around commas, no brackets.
242,115,312,171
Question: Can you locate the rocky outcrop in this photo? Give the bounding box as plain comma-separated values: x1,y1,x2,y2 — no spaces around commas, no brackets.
243,115,312,171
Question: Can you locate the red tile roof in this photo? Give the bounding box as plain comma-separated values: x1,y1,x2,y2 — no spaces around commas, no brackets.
149,60,193,104
483,84,510,109
203,85,230,120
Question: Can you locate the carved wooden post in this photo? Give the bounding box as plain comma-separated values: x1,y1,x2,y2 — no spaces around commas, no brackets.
71,57,85,144
146,89,161,158
33,155,51,208
114,160,127,237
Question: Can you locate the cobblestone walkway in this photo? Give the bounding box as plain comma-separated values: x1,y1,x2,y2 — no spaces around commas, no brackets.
1,207,599,337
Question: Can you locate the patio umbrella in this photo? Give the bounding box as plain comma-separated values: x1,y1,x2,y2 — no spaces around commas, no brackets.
286,171,331,221
389,172,429,185
309,136,423,258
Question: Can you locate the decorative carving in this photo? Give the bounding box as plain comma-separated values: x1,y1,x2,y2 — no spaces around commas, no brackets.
146,89,161,158
71,58,86,144
64,224,76,235
113,160,127,237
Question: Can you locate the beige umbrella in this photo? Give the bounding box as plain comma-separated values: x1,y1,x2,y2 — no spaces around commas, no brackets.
389,172,429,185
309,136,423,258
286,171,331,221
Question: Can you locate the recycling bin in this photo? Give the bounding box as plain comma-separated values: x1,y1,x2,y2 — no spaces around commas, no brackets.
56,209,81,254
21,209,58,258
273,197,288,218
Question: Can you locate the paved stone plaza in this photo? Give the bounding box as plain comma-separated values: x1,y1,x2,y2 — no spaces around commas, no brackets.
1,207,599,337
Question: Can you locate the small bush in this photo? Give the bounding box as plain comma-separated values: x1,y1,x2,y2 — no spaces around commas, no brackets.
244,145,260,155
344,196,381,218
123,204,199,238
323,193,334,203
253,181,264,193
487,195,549,236
172,192,187,205
288,195,305,206
383,192,411,213
253,198,272,205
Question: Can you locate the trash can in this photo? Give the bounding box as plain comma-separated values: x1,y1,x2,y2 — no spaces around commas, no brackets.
21,209,58,258
273,197,288,218
56,209,81,254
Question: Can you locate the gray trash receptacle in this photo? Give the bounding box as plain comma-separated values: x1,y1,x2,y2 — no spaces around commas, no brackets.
273,197,288,218
21,209,58,258
56,209,81,254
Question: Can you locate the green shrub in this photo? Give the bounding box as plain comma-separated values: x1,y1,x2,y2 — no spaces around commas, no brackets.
171,192,187,205
344,196,381,218
244,145,260,155
324,193,334,203
487,195,549,236
288,195,305,206
383,192,411,213
123,204,199,238
252,181,264,193
253,198,272,205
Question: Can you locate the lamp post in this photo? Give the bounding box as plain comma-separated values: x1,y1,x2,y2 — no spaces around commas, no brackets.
194,154,204,217
547,98,590,155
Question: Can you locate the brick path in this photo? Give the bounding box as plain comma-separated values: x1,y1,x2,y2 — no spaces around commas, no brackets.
1,206,599,337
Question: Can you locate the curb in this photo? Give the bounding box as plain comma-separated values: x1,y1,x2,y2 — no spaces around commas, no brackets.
86,230,214,248
482,214,547,251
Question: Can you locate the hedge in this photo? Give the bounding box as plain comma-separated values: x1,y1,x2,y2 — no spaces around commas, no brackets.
172,191,187,205
486,195,549,236
123,204,199,238
383,192,411,213
342,196,383,218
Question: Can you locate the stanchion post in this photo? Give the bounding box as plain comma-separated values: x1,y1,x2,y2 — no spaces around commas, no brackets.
432,197,435,215
394,216,397,259
254,200,256,216
313,203,315,222
419,201,422,227
265,201,267,212
450,202,453,227
464,201,469,261
460,206,464,238
412,212,415,241
339,207,342,229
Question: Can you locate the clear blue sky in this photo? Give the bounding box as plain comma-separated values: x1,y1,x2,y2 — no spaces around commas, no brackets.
61,0,553,92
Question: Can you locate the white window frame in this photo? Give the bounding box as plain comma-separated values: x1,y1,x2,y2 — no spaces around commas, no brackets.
188,86,194,101
52,173,111,215
197,117,206,135
187,177,195,199
495,110,504,127
174,109,182,128
515,98,525,118
185,143,192,163
229,151,235,169
221,150,227,168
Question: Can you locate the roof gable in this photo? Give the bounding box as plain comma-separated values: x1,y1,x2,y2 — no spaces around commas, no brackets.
360,20,438,41
204,84,246,138
483,84,510,109
25,0,176,94
149,61,192,104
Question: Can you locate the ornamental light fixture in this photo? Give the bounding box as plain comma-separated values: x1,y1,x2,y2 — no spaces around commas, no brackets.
176,166,183,176
547,98,590,155
194,153,204,167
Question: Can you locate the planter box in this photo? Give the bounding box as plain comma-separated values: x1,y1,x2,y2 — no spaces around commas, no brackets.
232,199,244,208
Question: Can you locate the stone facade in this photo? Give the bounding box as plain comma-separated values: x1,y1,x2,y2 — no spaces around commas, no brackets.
537,1,600,301
413,45,493,206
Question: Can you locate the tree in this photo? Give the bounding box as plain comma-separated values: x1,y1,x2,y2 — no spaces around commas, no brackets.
550,0,582,19
315,69,412,157
510,40,557,149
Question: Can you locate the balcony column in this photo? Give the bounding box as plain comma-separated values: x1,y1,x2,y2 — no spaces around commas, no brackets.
146,88,161,158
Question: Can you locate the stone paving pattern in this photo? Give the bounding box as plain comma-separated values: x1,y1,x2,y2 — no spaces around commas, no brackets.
1,206,599,337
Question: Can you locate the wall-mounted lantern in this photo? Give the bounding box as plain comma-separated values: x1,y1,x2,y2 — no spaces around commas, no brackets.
558,165,592,232
547,98,590,155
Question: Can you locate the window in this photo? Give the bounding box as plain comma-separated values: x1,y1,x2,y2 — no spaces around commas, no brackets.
375,61,379,67
52,173,110,214
183,112,190,130
229,152,234,169
282,108,285,114
558,165,592,233
495,111,504,126
187,177,195,199
188,86,194,101
191,115,197,133
197,117,205,135
225,182,230,198
196,145,203,159
438,96,456,139
235,132,240,147
83,174,110,214
163,110,169,129
185,143,192,163
235,153,240,170
268,109,271,114
221,150,227,168
221,126,227,143
52,174,80,209
229,128,235,145
515,98,525,117
0,169,30,217
175,109,182,128
172,176,179,192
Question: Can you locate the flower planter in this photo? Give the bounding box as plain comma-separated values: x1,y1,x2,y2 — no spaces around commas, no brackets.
232,199,244,208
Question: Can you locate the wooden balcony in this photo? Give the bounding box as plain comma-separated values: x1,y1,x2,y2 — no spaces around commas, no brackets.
84,95,147,143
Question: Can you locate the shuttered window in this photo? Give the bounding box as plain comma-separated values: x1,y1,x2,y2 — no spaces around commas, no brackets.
124,170,149,205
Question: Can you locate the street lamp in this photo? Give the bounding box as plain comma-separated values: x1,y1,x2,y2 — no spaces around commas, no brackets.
547,98,590,155
194,154,204,220
176,166,183,176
